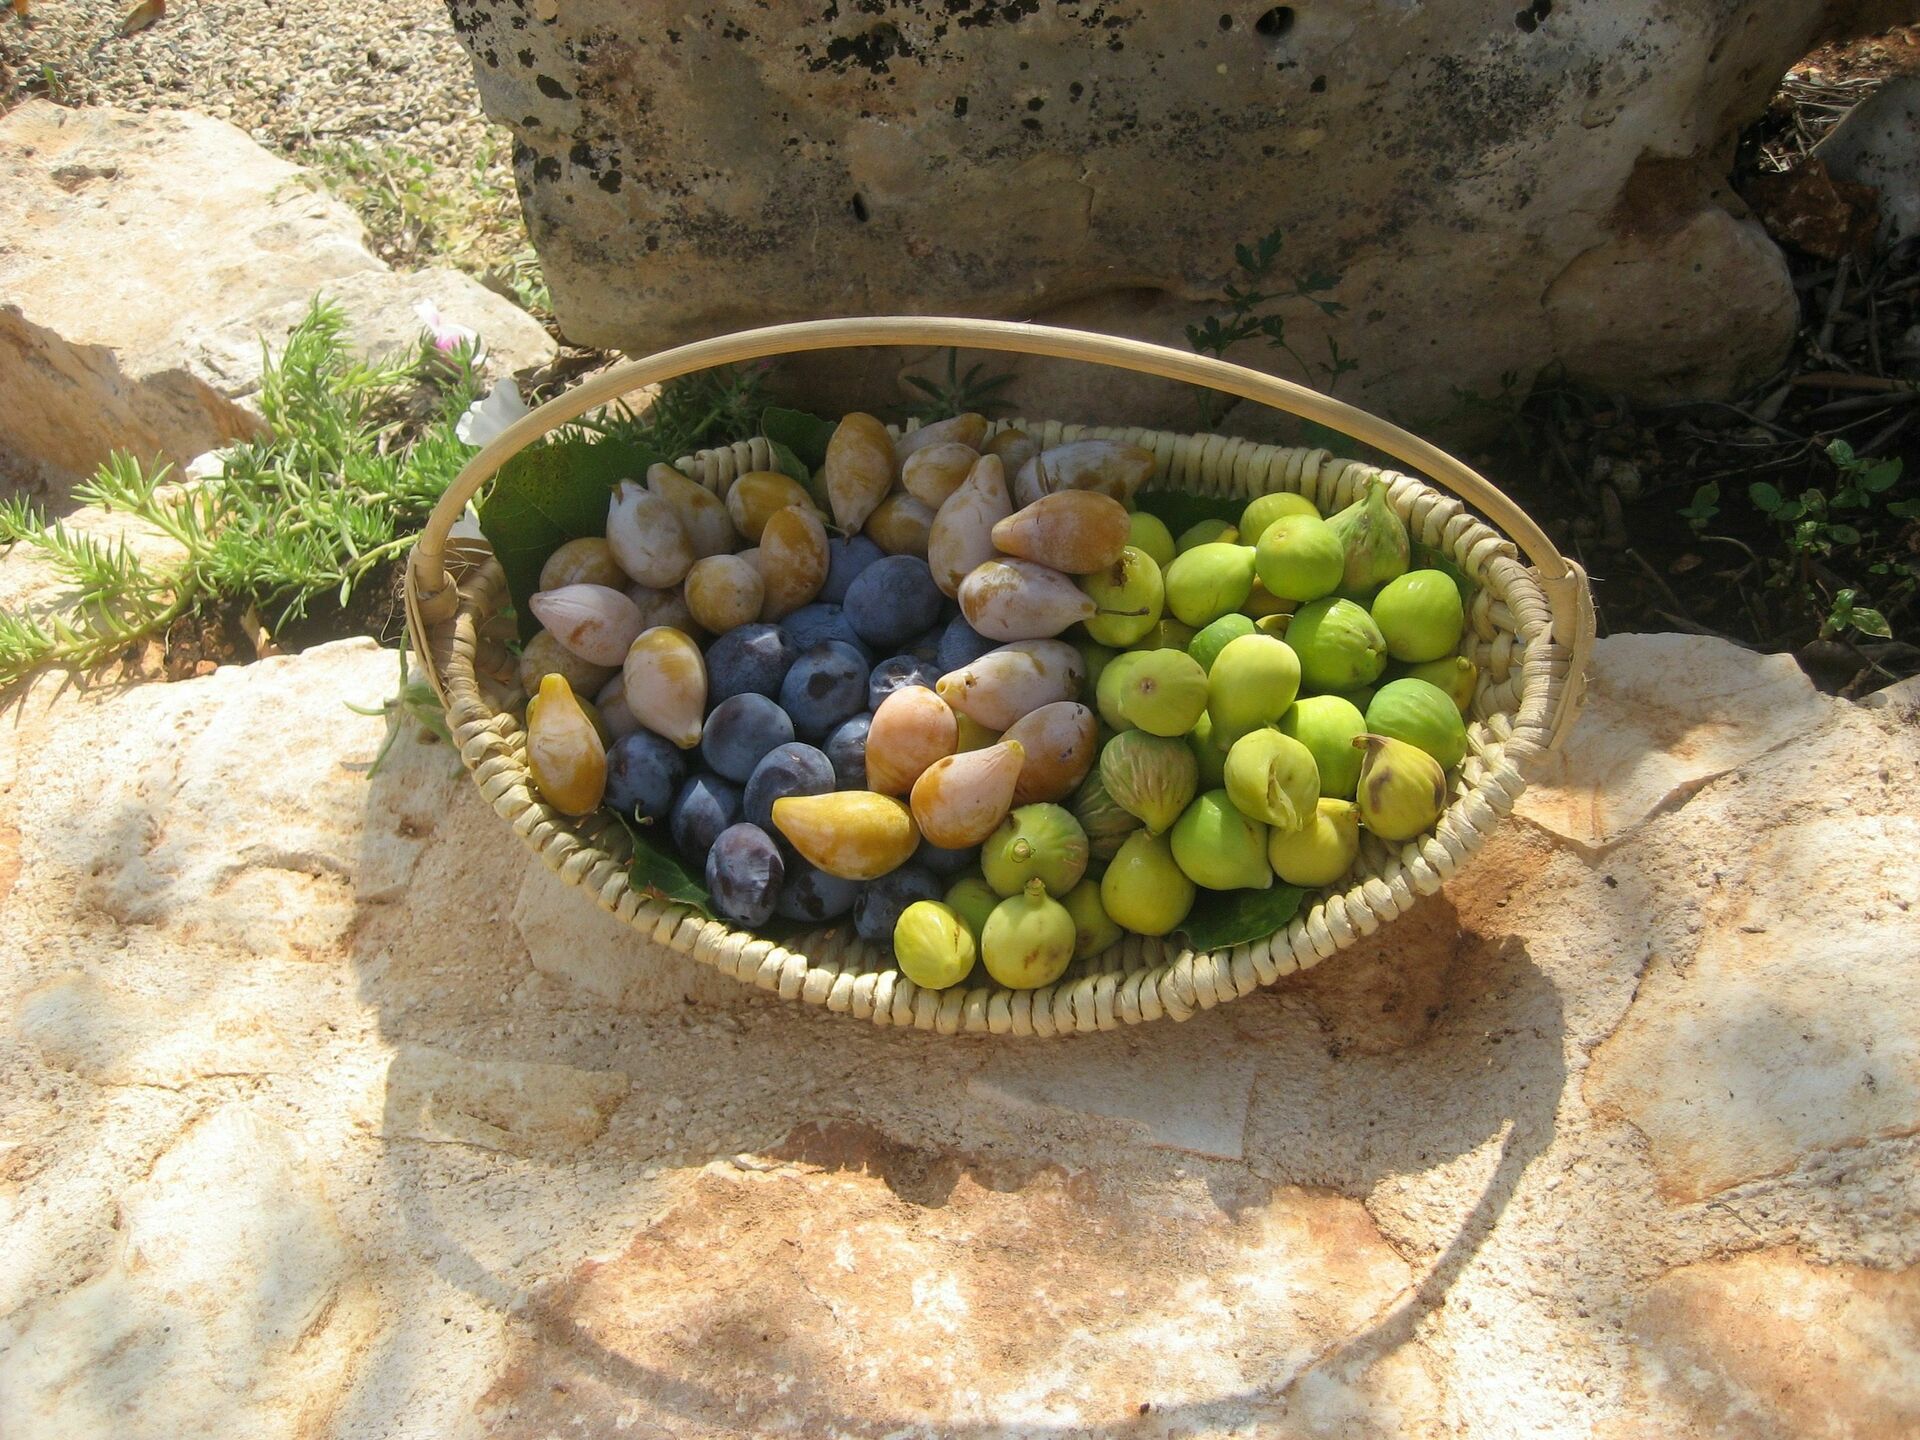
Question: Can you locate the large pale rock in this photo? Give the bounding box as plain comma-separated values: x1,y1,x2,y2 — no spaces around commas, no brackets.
478,1125,1413,1437
1517,634,1838,851
0,102,553,502
1625,1248,1920,1437
448,1,1874,429
1814,74,1920,243
1585,705,1920,1202
0,1105,377,1440
368,1042,629,1155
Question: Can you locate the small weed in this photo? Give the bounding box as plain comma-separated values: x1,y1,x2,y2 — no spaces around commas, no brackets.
583,363,778,460
903,348,1017,421
344,642,451,776
0,299,480,688
1187,227,1354,426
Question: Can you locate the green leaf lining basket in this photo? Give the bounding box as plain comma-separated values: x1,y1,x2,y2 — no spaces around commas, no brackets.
406,318,1593,1036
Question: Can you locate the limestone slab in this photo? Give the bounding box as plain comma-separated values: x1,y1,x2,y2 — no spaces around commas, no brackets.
369,1041,629,1156
0,102,553,501
0,1105,377,1440
1516,633,1837,850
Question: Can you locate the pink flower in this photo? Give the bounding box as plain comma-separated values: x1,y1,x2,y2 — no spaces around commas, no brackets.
414,299,483,361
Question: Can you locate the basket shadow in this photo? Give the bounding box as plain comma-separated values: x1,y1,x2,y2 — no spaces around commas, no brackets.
346,729,1569,1435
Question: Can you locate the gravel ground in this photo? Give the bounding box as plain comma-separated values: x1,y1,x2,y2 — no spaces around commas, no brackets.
1,0,497,169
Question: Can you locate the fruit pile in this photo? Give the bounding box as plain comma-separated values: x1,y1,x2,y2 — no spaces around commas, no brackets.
512,411,1477,994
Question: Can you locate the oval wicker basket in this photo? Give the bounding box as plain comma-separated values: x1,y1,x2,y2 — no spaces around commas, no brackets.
406,318,1593,1036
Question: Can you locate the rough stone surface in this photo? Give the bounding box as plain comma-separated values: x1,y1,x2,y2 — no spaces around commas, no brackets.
1814,72,1920,242
0,102,553,503
447,1,1883,431
2,631,1918,1435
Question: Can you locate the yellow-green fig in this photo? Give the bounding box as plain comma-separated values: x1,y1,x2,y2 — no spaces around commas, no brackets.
1069,768,1143,861
1206,633,1302,742
1238,490,1320,545
1111,647,1210,737
1366,678,1469,771
1080,546,1164,647
1163,542,1256,627
1277,694,1367,799
1267,798,1361,888
1095,648,1146,731
1127,511,1177,568
1170,789,1272,891
1371,569,1465,663
1223,728,1320,832
981,879,1077,989
1189,711,1231,789
893,901,977,990
1397,655,1478,713
1324,480,1410,592
526,673,607,816
1100,831,1195,936
772,790,920,879
944,872,1001,942
1099,729,1199,835
1285,597,1388,694
1189,613,1257,674
1254,513,1347,602
1353,734,1447,841
980,803,1088,897
1061,878,1123,960
1177,518,1239,552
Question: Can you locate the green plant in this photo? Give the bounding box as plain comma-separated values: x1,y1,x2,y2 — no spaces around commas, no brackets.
904,347,1017,420
585,363,777,460
344,641,451,776
1747,439,1913,642
1186,228,1354,426
0,299,480,688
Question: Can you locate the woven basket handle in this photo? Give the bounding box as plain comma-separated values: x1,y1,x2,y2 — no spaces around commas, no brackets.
409,316,1593,748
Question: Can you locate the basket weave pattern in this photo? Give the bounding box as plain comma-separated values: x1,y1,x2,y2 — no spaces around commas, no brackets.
429,419,1566,1036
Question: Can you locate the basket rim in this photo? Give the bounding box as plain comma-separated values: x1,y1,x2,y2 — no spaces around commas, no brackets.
416,417,1578,1036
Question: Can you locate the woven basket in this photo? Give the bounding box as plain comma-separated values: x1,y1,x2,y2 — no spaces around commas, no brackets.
406,318,1593,1036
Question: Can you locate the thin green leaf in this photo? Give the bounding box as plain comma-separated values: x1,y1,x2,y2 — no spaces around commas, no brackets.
1179,883,1306,951
613,811,712,915
762,406,838,471
1848,607,1893,639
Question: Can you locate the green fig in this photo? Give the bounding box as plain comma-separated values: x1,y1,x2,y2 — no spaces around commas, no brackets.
1189,613,1257,674
1238,490,1320,546
1324,481,1410,592
1128,511,1177,568
981,803,1090,898
1371,569,1465,663
1335,685,1377,713
981,879,1077,989
1100,831,1195,936
1080,546,1164,647
1267,798,1361,888
1189,711,1230,789
1254,513,1347,602
1353,734,1448,841
1285,597,1388,694
1112,647,1210,736
1206,634,1302,742
1164,543,1257,627
1100,730,1199,834
1365,678,1469,770
1177,517,1239,552
1069,768,1143,861
1277,694,1367,800
1095,649,1148,731
1132,617,1198,652
945,872,1002,942
1223,728,1320,832
1073,637,1119,704
893,901,977,990
1397,655,1478,713
1061,878,1124,960
1170,790,1273,891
